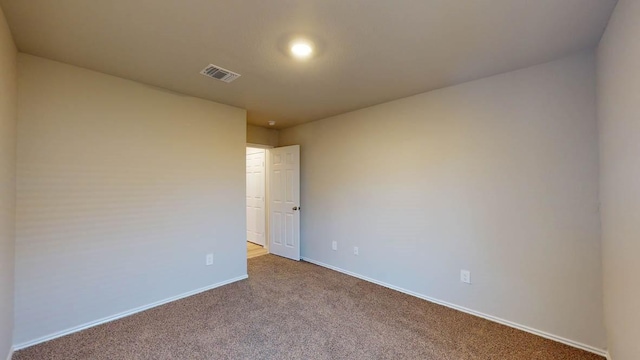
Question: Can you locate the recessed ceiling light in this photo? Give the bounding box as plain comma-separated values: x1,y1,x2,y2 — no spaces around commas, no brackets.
268,121,276,126
290,41,313,59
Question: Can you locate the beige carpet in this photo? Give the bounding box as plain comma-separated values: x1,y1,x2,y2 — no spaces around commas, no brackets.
14,255,603,360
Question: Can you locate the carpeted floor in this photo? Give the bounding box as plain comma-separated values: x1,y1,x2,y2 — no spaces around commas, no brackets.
14,255,603,360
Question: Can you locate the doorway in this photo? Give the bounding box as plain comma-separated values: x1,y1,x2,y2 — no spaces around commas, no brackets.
246,146,269,258
246,144,301,261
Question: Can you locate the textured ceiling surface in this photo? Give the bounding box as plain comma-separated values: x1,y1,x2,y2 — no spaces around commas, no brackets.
0,0,616,129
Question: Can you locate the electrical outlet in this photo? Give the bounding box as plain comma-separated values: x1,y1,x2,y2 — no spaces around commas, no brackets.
353,246,359,255
332,241,337,251
206,253,214,266
460,270,471,284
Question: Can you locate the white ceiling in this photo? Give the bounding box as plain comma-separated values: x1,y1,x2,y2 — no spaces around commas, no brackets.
0,0,617,129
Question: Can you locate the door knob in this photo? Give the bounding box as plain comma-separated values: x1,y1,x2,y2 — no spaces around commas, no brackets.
293,206,299,211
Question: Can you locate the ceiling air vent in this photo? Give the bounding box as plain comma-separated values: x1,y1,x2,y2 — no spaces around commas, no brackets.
200,64,241,83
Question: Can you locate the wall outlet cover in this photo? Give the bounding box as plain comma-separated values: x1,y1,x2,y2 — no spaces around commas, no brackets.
353,246,359,255
460,270,471,284
332,241,337,251
206,253,214,266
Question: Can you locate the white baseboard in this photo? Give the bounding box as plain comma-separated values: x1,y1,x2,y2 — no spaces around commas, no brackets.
14,275,248,351
606,351,612,360
5,347,13,360
302,257,608,358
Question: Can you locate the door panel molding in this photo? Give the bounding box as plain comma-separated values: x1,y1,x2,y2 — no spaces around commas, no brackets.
268,145,300,261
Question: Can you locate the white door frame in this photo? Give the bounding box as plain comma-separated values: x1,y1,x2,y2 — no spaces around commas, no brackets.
246,143,273,252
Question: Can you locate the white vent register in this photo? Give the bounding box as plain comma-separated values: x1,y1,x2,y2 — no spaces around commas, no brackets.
200,64,241,83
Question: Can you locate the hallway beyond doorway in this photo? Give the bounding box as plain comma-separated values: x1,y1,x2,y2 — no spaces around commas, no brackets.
247,242,268,259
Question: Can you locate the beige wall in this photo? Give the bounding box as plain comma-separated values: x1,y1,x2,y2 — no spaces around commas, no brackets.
247,124,278,147
597,0,640,359
280,52,605,351
15,54,247,346
0,5,16,360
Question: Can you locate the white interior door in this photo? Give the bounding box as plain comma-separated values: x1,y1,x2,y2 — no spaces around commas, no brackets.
246,148,266,246
269,145,300,261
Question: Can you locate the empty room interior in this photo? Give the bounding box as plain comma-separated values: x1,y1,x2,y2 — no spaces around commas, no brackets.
0,1,638,359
